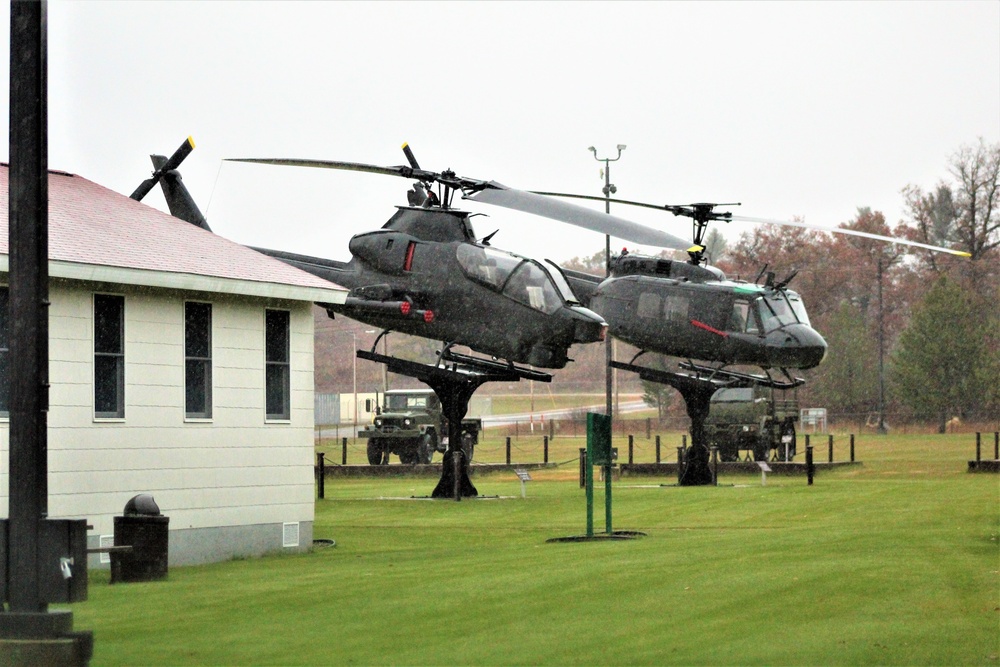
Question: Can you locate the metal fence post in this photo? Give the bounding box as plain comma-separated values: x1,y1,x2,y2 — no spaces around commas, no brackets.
506,437,511,465
628,434,634,464
342,437,348,465
579,448,587,488
976,433,981,462
828,434,834,463
317,452,325,499
655,435,661,463
850,434,855,462
543,435,549,464
806,436,814,485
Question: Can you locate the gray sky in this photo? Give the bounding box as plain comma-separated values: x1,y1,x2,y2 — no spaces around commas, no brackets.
3,1,998,264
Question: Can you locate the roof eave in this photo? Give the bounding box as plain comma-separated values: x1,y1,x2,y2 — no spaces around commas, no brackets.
0,255,348,304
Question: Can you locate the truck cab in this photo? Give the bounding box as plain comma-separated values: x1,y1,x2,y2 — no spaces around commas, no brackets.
359,389,481,465
704,384,799,462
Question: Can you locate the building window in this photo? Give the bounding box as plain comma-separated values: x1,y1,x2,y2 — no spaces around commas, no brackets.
0,287,8,418
94,294,125,419
265,309,290,420
185,301,212,419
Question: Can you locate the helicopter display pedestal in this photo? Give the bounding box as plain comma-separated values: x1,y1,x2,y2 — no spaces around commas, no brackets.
611,361,720,486
357,349,551,500
612,360,805,486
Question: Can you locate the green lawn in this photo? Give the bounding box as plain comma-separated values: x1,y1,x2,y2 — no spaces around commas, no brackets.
69,434,998,665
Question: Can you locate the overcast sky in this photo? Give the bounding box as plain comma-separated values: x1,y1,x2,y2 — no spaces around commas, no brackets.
2,1,998,264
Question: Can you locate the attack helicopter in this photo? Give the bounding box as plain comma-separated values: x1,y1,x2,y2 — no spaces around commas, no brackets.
223,145,694,370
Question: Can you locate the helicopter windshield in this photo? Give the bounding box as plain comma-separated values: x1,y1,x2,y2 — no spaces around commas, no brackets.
543,260,580,304
502,261,562,314
756,292,800,332
785,291,811,326
456,244,523,290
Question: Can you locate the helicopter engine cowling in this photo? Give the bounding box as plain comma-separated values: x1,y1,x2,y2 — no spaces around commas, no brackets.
349,230,422,276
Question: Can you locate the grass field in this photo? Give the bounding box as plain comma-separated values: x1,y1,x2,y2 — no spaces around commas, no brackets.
68,433,998,666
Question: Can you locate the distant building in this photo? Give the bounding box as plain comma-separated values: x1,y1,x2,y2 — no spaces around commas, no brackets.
0,165,346,567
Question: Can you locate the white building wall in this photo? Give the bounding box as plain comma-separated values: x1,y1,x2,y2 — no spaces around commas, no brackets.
1,279,317,566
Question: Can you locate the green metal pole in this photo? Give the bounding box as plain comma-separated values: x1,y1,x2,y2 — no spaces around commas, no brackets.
585,444,594,537
604,464,613,534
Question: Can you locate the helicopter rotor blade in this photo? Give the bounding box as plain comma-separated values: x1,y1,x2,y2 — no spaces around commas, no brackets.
226,157,431,180
732,215,973,257
467,184,691,250
227,154,691,250
401,142,420,170
533,190,971,258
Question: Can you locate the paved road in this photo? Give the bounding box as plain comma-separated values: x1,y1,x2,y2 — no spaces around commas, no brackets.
479,400,648,427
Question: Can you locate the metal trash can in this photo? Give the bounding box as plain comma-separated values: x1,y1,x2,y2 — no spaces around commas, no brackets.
110,494,169,583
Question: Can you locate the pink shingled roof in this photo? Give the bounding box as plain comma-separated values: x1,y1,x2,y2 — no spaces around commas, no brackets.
0,165,343,292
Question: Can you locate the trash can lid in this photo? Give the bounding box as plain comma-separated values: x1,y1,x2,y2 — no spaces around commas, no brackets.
124,494,161,516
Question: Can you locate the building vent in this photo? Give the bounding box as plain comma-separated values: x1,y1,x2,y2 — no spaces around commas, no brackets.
99,534,114,564
282,522,300,548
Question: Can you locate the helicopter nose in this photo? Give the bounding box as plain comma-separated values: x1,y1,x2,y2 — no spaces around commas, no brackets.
765,324,828,369
568,306,608,344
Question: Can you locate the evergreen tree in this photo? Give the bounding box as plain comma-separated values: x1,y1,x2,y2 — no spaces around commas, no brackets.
812,301,877,417
889,276,987,431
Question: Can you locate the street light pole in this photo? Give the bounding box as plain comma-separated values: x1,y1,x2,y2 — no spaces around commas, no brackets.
589,145,626,419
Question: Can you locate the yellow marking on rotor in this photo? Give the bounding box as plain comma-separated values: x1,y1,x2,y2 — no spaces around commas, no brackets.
187,136,195,149
402,142,409,150
687,245,705,253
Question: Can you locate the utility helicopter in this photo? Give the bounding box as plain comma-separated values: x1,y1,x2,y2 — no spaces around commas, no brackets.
539,194,971,375
536,191,970,483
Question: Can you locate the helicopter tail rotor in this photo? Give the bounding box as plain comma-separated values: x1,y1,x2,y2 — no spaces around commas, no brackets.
130,136,196,202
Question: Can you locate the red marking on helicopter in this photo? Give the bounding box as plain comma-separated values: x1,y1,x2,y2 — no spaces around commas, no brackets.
423,310,434,323
403,241,416,271
691,319,728,338
400,301,411,315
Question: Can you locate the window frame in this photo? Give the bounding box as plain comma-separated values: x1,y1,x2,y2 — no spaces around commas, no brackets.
94,293,126,420
0,286,8,419
264,308,291,422
184,300,213,420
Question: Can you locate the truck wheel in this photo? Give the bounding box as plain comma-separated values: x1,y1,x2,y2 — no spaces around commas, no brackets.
418,433,435,464
399,445,418,465
719,444,739,462
367,439,386,466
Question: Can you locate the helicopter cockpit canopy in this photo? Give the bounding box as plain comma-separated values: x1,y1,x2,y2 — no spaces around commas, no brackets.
456,245,574,315
730,288,812,334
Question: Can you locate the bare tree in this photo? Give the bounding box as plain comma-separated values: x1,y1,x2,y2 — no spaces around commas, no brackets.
903,139,1000,284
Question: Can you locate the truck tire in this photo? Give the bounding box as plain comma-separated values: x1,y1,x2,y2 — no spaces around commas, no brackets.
399,442,419,465
418,433,436,464
367,439,386,466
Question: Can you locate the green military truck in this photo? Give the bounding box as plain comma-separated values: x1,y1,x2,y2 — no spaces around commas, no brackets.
360,389,482,465
704,384,799,462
